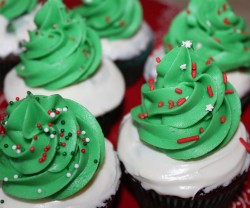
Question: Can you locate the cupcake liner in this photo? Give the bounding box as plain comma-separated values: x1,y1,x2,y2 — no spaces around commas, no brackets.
122,163,247,208
241,93,250,110
96,102,123,136
115,40,154,86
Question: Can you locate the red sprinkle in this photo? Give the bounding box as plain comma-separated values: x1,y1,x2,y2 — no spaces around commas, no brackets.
240,137,250,152
199,128,204,133
82,138,86,142
33,135,38,140
148,78,155,91
175,88,182,94
244,47,249,51
192,62,197,78
36,123,41,128
105,16,110,22
223,73,228,84
77,130,81,135
217,9,221,15
177,98,187,106
223,4,227,11
207,85,214,97
39,158,43,163
30,147,35,152
225,89,234,94
43,153,47,157
156,57,161,63
120,21,126,27
47,110,52,115
55,110,60,114
224,18,231,25
214,38,220,43
46,145,50,150
167,43,173,51
17,144,21,149
138,113,145,119
143,113,148,118
158,101,164,107
81,149,86,153
62,142,66,147
168,100,174,109
48,122,52,127
220,116,226,123
206,60,211,65
60,132,64,137
15,97,20,101
186,9,191,14
177,135,200,144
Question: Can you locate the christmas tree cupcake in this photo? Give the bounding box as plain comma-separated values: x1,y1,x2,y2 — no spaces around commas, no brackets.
144,0,250,103
0,0,40,89
74,0,154,85
118,41,250,208
0,92,121,208
4,0,125,135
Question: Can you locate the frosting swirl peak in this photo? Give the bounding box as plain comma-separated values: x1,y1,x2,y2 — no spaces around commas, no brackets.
131,42,241,160
164,0,250,72
16,0,101,90
0,93,105,199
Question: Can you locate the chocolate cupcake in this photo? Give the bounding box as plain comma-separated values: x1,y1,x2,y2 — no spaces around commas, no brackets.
118,41,250,208
0,92,121,208
74,0,154,85
144,0,250,104
4,0,125,135
0,0,40,89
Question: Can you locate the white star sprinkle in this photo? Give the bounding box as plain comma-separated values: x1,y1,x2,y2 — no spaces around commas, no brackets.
181,40,192,48
206,104,214,112
180,64,187,70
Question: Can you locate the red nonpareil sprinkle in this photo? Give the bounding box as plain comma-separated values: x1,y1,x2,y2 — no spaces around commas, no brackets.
224,18,230,25
206,60,211,65
192,71,196,78
220,116,226,123
48,122,52,127
175,88,182,94
217,9,221,15
168,100,174,109
138,113,145,119
43,153,47,157
143,113,148,118
81,149,86,153
77,130,81,135
62,142,66,147
55,110,60,114
186,9,191,14
17,144,21,149
30,147,35,152
244,47,249,51
223,73,228,84
120,21,126,27
167,43,173,50
199,128,204,133
149,80,155,91
239,137,250,152
47,110,52,115
177,135,199,144
39,158,43,163
192,62,197,70
223,4,227,11
209,56,214,61
33,135,38,140
225,89,234,94
60,132,64,137
36,123,41,128
207,85,214,97
214,38,220,43
45,145,50,151
105,16,110,22
15,97,20,101
177,98,187,106
82,138,86,142
41,156,46,161
156,57,161,63
158,101,164,107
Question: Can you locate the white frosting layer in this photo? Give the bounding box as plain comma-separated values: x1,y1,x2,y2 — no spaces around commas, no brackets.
143,46,250,99
118,115,250,198
101,22,154,61
0,5,39,58
4,58,125,117
0,139,121,208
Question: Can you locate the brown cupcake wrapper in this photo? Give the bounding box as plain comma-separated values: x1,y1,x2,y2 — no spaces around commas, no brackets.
122,163,247,208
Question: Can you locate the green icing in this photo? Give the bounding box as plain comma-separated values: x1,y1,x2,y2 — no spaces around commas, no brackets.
74,0,142,40
0,93,105,200
164,0,250,72
0,0,37,20
16,0,101,90
131,43,241,160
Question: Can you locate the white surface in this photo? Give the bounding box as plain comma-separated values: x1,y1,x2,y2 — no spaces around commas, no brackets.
118,115,250,198
0,139,121,208
4,58,125,117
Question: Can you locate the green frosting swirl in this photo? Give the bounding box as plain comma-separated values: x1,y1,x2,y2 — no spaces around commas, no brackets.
74,0,142,40
0,0,37,20
131,43,241,160
164,0,250,72
0,93,105,200
16,0,101,90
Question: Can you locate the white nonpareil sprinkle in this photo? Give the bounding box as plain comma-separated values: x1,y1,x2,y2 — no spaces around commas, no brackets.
56,108,62,112
196,43,203,49
14,175,18,179
180,64,187,70
3,177,8,182
186,96,189,100
12,145,17,150
206,104,214,112
81,130,86,135
63,107,68,112
37,188,42,193
206,20,212,27
20,66,25,70
44,127,49,133
16,149,21,154
86,138,90,143
66,173,71,178
181,40,192,48
50,112,56,118
74,164,79,169
50,134,55,139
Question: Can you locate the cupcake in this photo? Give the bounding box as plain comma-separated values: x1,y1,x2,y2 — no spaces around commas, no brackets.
73,0,154,85
4,0,125,135
0,0,40,89
144,0,250,102
0,92,121,208
118,42,250,208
